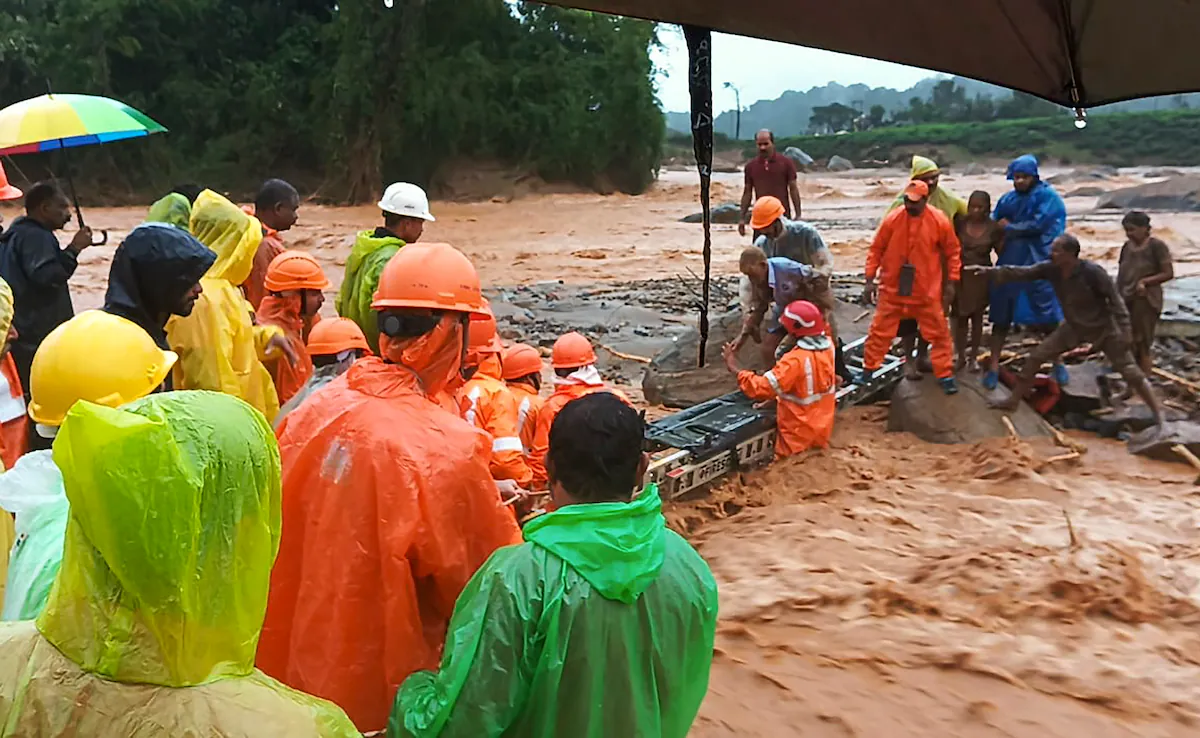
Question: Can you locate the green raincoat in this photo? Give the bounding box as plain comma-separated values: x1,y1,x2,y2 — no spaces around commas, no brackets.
335,228,405,353
391,484,719,738
147,192,193,231
0,391,358,737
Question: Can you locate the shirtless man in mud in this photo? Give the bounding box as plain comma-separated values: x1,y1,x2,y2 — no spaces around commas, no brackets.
967,233,1164,432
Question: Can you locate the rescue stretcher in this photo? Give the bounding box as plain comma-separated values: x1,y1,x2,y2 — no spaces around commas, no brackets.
643,336,905,499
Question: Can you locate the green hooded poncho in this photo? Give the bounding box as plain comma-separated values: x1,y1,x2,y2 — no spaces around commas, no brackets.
335,228,405,354
391,484,719,738
147,192,193,231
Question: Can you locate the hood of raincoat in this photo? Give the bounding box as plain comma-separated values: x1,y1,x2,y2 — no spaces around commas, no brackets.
37,390,282,687
0,277,12,339
189,189,263,287
910,155,939,178
103,223,216,350
380,313,467,399
1006,154,1040,180
350,228,404,266
146,193,192,231
523,484,666,604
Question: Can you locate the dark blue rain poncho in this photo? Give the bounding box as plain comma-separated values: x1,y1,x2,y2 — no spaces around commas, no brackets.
991,155,1065,327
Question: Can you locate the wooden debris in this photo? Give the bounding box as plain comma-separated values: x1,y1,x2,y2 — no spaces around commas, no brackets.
1062,509,1081,550
1171,444,1200,485
1154,367,1200,394
1050,426,1088,455
852,309,871,323
598,343,652,364
1036,451,1081,471
1001,416,1018,440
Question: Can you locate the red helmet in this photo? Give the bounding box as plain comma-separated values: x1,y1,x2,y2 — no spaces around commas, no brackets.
779,300,825,337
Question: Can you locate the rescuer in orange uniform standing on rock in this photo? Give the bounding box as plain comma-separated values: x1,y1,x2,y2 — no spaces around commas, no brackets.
862,180,962,395
724,299,837,458
259,242,522,734
527,332,626,489
502,342,545,456
257,250,331,406
459,308,533,489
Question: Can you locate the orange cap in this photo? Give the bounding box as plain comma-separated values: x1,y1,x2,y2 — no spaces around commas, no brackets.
502,343,543,380
371,242,489,315
749,196,784,230
904,180,930,201
468,306,503,355
306,317,370,356
551,332,596,369
0,163,22,202
265,250,331,292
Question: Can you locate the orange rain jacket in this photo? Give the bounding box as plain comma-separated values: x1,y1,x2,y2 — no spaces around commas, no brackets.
508,381,544,458
256,294,317,406
244,226,285,311
528,378,629,489
738,337,837,458
458,354,533,486
865,205,962,307
0,354,27,470
259,356,523,733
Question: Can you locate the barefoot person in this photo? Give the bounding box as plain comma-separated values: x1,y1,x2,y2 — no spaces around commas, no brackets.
954,191,1003,371
1116,211,1173,375
738,129,802,237
968,234,1164,430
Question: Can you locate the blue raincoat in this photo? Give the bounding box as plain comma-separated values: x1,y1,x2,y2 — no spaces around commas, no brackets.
991,155,1065,327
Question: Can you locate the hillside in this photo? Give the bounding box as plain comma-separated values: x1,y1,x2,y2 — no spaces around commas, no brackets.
767,110,1200,168
665,75,1200,139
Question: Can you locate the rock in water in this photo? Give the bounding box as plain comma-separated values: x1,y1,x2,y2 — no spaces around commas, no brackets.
963,162,987,176
642,309,771,408
783,146,814,170
827,155,854,172
1097,176,1200,212
1066,186,1106,198
888,374,1052,444
1128,421,1200,462
680,202,742,224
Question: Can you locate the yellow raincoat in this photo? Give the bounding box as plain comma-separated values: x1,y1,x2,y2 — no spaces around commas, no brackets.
0,391,359,737
888,155,968,223
166,190,283,421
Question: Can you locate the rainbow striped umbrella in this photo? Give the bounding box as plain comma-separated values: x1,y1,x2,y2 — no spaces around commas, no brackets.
0,93,166,155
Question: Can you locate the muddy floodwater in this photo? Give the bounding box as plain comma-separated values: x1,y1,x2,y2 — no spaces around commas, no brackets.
6,165,1200,735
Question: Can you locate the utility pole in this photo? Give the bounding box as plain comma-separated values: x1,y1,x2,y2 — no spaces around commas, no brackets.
723,82,742,139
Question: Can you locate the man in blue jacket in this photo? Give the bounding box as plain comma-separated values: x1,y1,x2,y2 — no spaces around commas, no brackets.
984,155,1068,389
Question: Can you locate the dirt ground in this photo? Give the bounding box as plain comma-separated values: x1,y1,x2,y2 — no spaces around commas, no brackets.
5,165,1200,736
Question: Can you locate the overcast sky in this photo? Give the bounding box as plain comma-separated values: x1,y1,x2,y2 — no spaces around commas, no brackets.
652,29,935,113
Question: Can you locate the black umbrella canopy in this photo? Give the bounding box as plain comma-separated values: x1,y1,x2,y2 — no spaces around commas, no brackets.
537,0,1200,109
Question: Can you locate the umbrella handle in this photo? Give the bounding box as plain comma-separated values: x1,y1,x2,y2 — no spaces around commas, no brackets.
91,229,108,246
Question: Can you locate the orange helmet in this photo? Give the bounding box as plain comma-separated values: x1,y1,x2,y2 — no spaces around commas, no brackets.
0,162,22,201
502,343,543,380
552,332,596,369
265,250,331,292
371,242,488,315
306,317,370,356
749,196,784,230
468,306,503,355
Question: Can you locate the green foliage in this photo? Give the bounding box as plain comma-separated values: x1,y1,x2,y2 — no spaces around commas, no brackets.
0,0,663,201
888,81,1058,126
772,110,1200,168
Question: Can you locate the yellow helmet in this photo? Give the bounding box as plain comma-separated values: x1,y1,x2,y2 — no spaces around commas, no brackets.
29,311,178,427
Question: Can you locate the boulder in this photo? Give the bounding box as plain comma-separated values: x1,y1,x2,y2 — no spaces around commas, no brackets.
1097,176,1200,212
1128,421,1200,462
962,162,987,176
888,374,1053,444
680,202,742,224
783,146,814,170
1066,185,1106,198
827,155,854,172
1143,168,1183,179
642,309,771,408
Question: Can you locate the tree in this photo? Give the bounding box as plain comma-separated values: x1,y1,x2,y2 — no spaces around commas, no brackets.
808,103,859,134
866,104,887,129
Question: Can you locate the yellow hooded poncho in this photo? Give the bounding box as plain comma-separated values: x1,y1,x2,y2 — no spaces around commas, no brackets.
146,193,192,231
0,391,359,736
888,155,968,223
166,190,283,420
0,278,14,604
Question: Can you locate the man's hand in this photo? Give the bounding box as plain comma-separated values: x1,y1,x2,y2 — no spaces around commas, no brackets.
495,479,526,504
267,334,300,366
962,265,991,276
997,218,1011,229
737,220,747,238
68,226,93,254
1135,279,1148,296
862,278,878,306
942,281,958,314
722,342,742,374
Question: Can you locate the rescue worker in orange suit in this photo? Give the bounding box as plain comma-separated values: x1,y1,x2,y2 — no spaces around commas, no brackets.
862,180,962,395
257,250,331,406
0,278,27,470
723,300,837,459
259,242,523,734
527,332,627,489
458,308,533,489
502,342,545,457
274,317,370,429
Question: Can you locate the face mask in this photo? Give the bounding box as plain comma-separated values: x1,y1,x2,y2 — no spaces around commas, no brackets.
380,314,466,398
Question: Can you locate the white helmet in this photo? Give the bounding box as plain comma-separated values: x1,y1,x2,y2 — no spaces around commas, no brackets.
378,182,435,222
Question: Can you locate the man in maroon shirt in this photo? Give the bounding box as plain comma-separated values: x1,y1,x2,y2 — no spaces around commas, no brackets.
739,129,803,237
